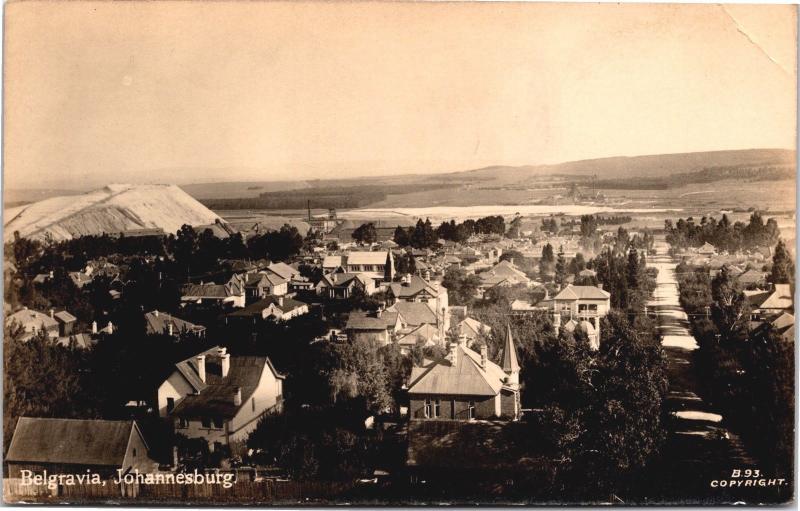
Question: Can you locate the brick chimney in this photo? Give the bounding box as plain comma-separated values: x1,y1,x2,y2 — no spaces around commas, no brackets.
91,321,97,334
154,310,159,318
233,386,242,406
196,354,206,383
107,321,113,334
448,342,458,366
49,309,54,318
277,296,284,307
219,347,230,378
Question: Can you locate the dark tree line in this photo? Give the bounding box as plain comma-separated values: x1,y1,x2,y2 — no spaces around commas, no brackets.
394,216,507,248
677,256,794,482
665,212,780,253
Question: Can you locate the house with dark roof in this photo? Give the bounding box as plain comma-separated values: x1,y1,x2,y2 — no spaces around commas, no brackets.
477,260,532,293
6,417,157,478
157,346,284,451
228,296,309,322
315,272,377,299
145,310,206,337
180,274,246,309
407,325,521,421
745,284,793,321
244,272,288,303
345,309,404,346
387,275,449,312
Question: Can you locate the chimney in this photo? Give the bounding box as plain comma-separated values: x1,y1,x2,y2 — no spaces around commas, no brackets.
168,322,174,336
49,309,54,318
553,312,561,334
154,310,159,317
219,347,230,378
49,270,54,279
277,296,284,307
448,342,458,366
91,321,97,334
196,355,206,383
597,282,603,290
480,344,488,370
107,321,113,334
233,386,242,406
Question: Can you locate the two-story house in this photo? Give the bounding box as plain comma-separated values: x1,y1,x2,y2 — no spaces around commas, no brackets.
244,272,288,303
547,284,610,347
157,346,284,451
228,296,309,322
407,325,521,421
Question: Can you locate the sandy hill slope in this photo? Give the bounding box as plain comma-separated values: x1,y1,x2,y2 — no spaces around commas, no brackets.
4,184,223,242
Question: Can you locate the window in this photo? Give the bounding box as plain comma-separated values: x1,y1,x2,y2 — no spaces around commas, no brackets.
433,399,441,418
424,398,432,418
468,401,476,420
178,418,189,429
132,448,137,457
213,417,224,429
201,417,211,428
166,397,175,413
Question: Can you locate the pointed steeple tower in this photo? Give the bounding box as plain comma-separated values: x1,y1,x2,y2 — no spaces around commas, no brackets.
501,324,520,387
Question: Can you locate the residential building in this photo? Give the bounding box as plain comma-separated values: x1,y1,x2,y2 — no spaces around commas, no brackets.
5,308,59,341
157,346,284,451
457,317,491,344
180,274,246,308
144,310,206,337
345,309,403,346
244,272,288,302
316,272,376,299
745,284,793,321
407,325,521,421
6,417,158,478
387,275,449,318
228,296,310,322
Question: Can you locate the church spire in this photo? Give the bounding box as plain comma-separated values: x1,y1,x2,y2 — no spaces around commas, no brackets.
501,323,520,374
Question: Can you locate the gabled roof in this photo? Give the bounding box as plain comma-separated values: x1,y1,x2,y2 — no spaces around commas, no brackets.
144,310,205,335
459,317,490,338
228,296,308,317
552,284,610,301
171,346,284,418
388,301,438,326
759,284,793,310
397,323,439,346
322,255,343,269
388,276,439,299
407,344,508,397
53,310,77,323
266,262,297,281
345,311,398,331
181,283,232,299
6,309,58,330
6,417,143,467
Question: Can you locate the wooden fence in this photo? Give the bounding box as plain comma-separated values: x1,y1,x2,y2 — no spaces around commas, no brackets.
4,477,354,504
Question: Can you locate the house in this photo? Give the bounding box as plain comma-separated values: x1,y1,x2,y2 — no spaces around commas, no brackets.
5,308,59,341
396,324,441,353
244,272,288,302
751,311,795,343
322,255,343,272
387,301,441,329
548,284,610,322
345,309,403,346
745,284,793,321
696,242,717,256
157,346,284,451
69,271,93,289
228,296,310,322
181,274,246,309
555,316,600,350
477,261,531,292
386,275,449,318
457,317,491,344
316,272,376,299
6,417,158,478
53,310,77,337
265,262,299,282
145,310,206,337
407,325,521,421
736,269,769,288
342,250,395,283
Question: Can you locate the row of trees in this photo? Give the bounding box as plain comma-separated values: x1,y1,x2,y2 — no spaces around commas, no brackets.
676,250,794,481
393,216,507,248
665,212,780,253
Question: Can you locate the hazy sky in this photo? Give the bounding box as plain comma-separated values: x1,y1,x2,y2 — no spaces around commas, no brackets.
4,2,797,190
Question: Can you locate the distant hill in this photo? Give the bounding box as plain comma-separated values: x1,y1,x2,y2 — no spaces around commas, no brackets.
4,184,222,242
444,148,796,183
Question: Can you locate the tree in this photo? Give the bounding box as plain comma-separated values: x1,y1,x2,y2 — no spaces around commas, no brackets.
442,267,481,306
539,243,555,279
626,248,640,290
554,249,567,288
352,223,378,245
769,239,794,286
393,226,410,247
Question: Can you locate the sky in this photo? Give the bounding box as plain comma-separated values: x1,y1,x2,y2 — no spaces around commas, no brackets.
4,2,797,190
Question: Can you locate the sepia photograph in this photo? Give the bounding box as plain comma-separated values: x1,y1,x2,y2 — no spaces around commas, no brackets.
1,1,796,506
